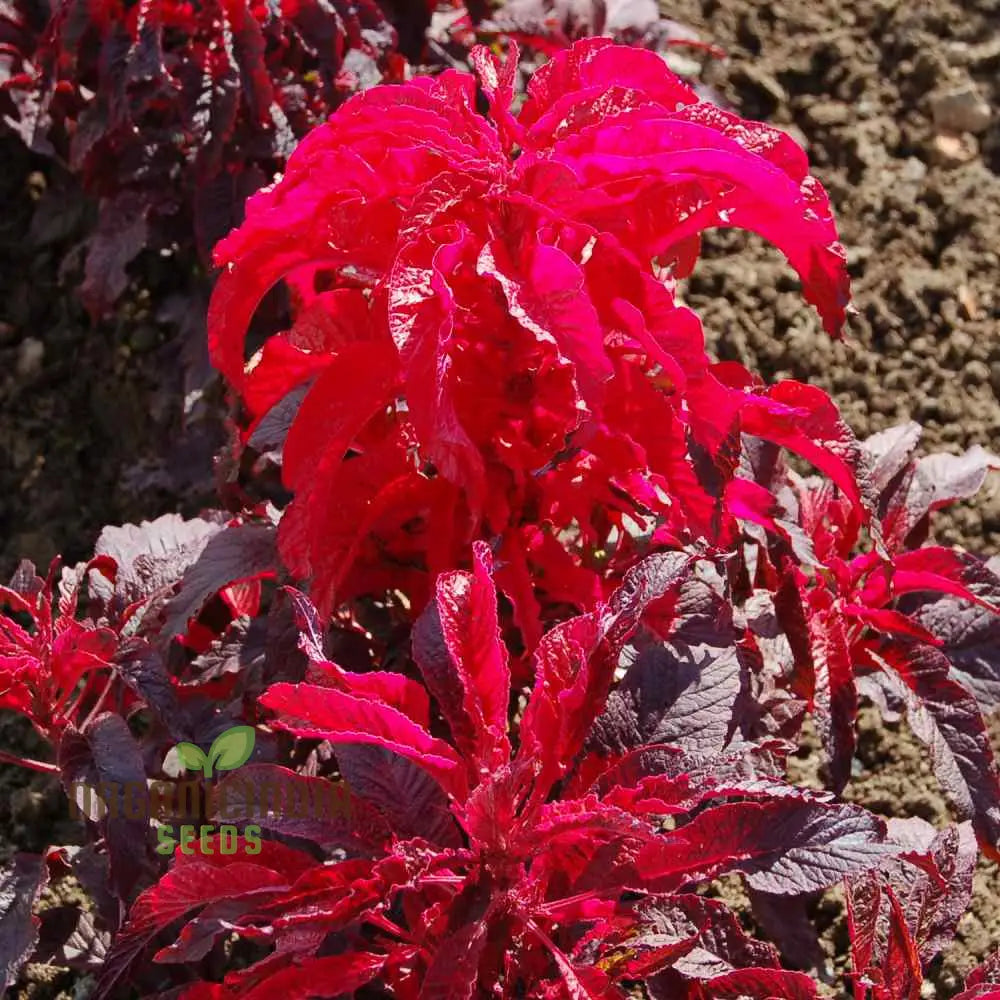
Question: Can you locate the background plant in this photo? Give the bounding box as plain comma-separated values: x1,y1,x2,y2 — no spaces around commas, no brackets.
0,0,403,315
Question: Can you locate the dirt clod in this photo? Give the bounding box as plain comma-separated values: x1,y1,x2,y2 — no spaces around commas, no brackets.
930,83,993,135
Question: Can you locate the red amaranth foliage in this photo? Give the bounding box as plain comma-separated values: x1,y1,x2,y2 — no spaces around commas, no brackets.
206,38,1000,865
0,0,404,313
102,548,897,998
210,38,854,633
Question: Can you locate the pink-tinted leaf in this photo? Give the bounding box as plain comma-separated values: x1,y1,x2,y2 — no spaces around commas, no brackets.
805,595,857,793
845,875,922,1000
483,237,614,408
260,682,468,799
861,547,1000,612
955,985,1000,999
97,862,291,999
528,114,848,337
842,605,941,646
518,38,697,137
387,225,487,512
412,541,511,769
281,339,397,495
278,338,400,613
468,41,521,150
239,952,386,1000
742,382,872,523
305,659,431,728
520,552,693,791
419,919,489,1000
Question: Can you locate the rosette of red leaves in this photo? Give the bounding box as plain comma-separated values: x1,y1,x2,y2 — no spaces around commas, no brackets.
0,0,403,312
0,558,118,744
210,37,861,644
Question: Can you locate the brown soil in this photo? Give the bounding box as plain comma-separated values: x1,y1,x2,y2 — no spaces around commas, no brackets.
1,0,999,995
670,0,1000,992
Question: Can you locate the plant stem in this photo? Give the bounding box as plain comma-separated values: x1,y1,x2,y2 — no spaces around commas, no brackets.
0,748,60,775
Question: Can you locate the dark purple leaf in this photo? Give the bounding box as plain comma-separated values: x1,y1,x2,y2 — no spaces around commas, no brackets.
870,642,1000,856
881,444,999,549
0,853,48,991
92,512,225,608
640,799,892,894
161,522,276,640
637,894,779,979
59,712,154,903
747,889,826,972
35,905,108,971
335,745,463,847
79,190,152,317
115,638,213,742
210,762,389,854
907,557,1000,710
885,818,977,964
589,640,743,757
862,422,922,496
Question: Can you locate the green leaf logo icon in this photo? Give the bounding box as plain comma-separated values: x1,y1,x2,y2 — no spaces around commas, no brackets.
175,726,255,778
175,742,208,773
209,726,255,774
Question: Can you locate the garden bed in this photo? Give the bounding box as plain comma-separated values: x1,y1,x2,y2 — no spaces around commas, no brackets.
1,0,998,995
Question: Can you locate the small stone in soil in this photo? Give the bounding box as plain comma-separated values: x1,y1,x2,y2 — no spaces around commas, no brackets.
804,100,850,127
929,83,993,134
964,361,990,386
928,131,980,167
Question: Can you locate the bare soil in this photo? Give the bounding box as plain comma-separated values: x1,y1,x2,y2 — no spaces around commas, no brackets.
1,0,998,995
